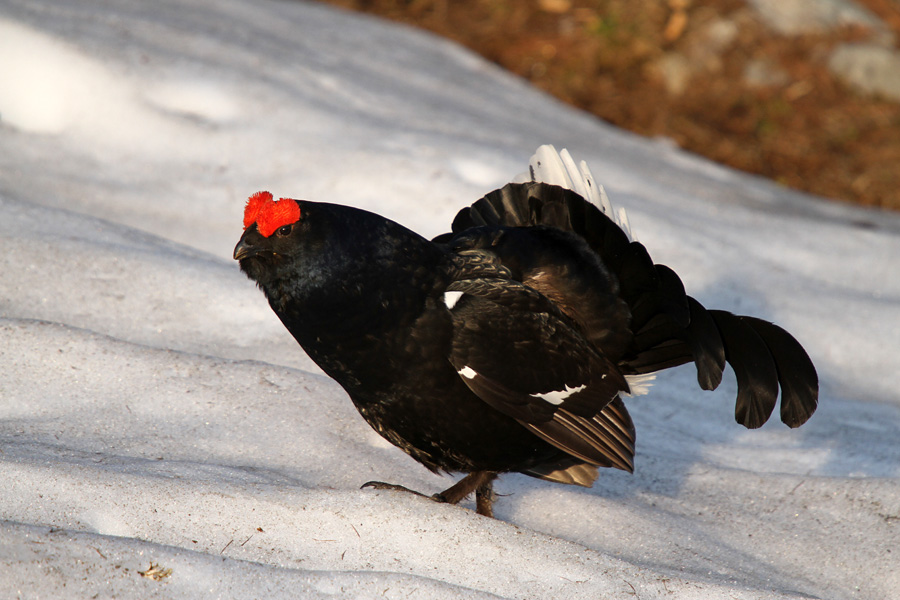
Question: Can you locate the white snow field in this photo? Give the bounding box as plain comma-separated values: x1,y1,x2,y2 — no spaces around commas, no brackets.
1,1,899,598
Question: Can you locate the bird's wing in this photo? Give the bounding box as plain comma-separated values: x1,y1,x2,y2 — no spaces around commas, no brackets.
444,274,635,471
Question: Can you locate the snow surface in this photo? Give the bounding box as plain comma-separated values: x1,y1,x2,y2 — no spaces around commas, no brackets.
1,1,899,598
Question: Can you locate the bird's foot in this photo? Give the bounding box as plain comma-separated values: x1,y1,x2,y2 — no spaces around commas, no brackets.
360,481,431,499
360,481,455,506
361,471,498,517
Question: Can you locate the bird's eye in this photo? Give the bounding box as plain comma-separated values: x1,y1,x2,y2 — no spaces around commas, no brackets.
276,224,293,237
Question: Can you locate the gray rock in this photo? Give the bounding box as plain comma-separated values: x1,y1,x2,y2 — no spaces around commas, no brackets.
743,59,791,88
655,52,693,95
702,18,740,55
652,18,741,96
747,0,892,43
828,43,900,102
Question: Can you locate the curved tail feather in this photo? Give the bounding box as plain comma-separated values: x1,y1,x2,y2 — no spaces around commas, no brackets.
732,315,818,428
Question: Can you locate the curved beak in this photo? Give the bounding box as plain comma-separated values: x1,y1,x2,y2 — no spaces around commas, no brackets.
233,232,261,261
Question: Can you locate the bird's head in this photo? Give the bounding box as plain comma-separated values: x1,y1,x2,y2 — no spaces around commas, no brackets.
235,190,438,301
233,191,306,286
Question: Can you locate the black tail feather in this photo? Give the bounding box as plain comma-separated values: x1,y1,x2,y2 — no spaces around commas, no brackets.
709,311,780,428
741,317,819,427
684,297,726,391
617,244,659,309
624,338,694,374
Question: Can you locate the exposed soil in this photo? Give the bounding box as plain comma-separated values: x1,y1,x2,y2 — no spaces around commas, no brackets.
321,0,900,211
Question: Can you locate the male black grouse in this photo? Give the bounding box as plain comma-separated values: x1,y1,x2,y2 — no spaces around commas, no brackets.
234,145,818,518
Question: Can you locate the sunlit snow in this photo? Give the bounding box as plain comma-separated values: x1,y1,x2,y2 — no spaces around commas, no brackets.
1,1,899,598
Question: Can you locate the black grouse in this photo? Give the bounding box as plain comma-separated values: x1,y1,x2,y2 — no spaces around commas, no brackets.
234,146,818,518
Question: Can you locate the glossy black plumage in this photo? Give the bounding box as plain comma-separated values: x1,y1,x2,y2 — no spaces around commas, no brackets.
234,157,818,518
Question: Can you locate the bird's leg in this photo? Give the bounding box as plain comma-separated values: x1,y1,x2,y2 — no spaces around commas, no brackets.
475,477,496,518
434,471,498,517
362,471,499,517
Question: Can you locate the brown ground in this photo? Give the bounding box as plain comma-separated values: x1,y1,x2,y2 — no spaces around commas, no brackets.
320,0,900,211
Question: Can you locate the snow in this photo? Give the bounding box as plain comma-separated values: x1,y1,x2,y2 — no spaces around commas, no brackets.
1,0,898,598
